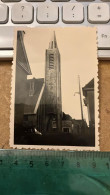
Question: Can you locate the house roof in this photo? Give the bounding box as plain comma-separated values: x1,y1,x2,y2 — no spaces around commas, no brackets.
83,78,94,89
82,78,94,97
24,78,45,114
16,31,32,75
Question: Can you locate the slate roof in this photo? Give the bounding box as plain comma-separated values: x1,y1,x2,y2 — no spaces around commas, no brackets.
24,78,45,114
16,31,32,75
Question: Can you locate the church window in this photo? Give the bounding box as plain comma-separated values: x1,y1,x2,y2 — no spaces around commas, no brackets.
49,54,54,69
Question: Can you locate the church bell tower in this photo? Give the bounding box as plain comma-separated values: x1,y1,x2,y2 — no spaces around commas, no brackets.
45,32,62,132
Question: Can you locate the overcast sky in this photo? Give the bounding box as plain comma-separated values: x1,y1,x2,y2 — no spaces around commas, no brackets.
22,27,97,122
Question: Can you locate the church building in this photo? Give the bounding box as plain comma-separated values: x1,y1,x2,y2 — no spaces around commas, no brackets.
15,31,32,125
15,31,62,133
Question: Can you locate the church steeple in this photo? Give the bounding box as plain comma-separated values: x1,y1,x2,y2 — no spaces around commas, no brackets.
49,31,58,49
45,31,62,132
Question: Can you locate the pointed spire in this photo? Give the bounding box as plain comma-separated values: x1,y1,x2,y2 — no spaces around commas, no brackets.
49,31,58,49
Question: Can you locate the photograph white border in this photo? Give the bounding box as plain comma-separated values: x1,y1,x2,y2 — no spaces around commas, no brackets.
10,27,99,151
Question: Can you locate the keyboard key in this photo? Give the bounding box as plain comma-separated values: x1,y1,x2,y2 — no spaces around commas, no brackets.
88,3,110,23
98,26,110,49
62,3,84,23
26,0,45,1
11,4,33,24
2,0,21,2
76,0,94,1
51,0,70,2
37,4,59,24
0,4,8,24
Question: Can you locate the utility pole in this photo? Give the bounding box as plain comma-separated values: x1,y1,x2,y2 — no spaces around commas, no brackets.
78,75,84,121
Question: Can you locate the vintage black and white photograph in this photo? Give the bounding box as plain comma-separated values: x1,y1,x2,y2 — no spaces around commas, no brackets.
10,27,98,150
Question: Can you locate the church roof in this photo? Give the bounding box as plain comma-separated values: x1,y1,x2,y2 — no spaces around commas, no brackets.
24,78,45,114
16,31,32,75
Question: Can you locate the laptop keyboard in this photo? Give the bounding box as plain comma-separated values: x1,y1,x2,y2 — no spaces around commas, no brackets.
0,1,110,24
0,0,110,59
